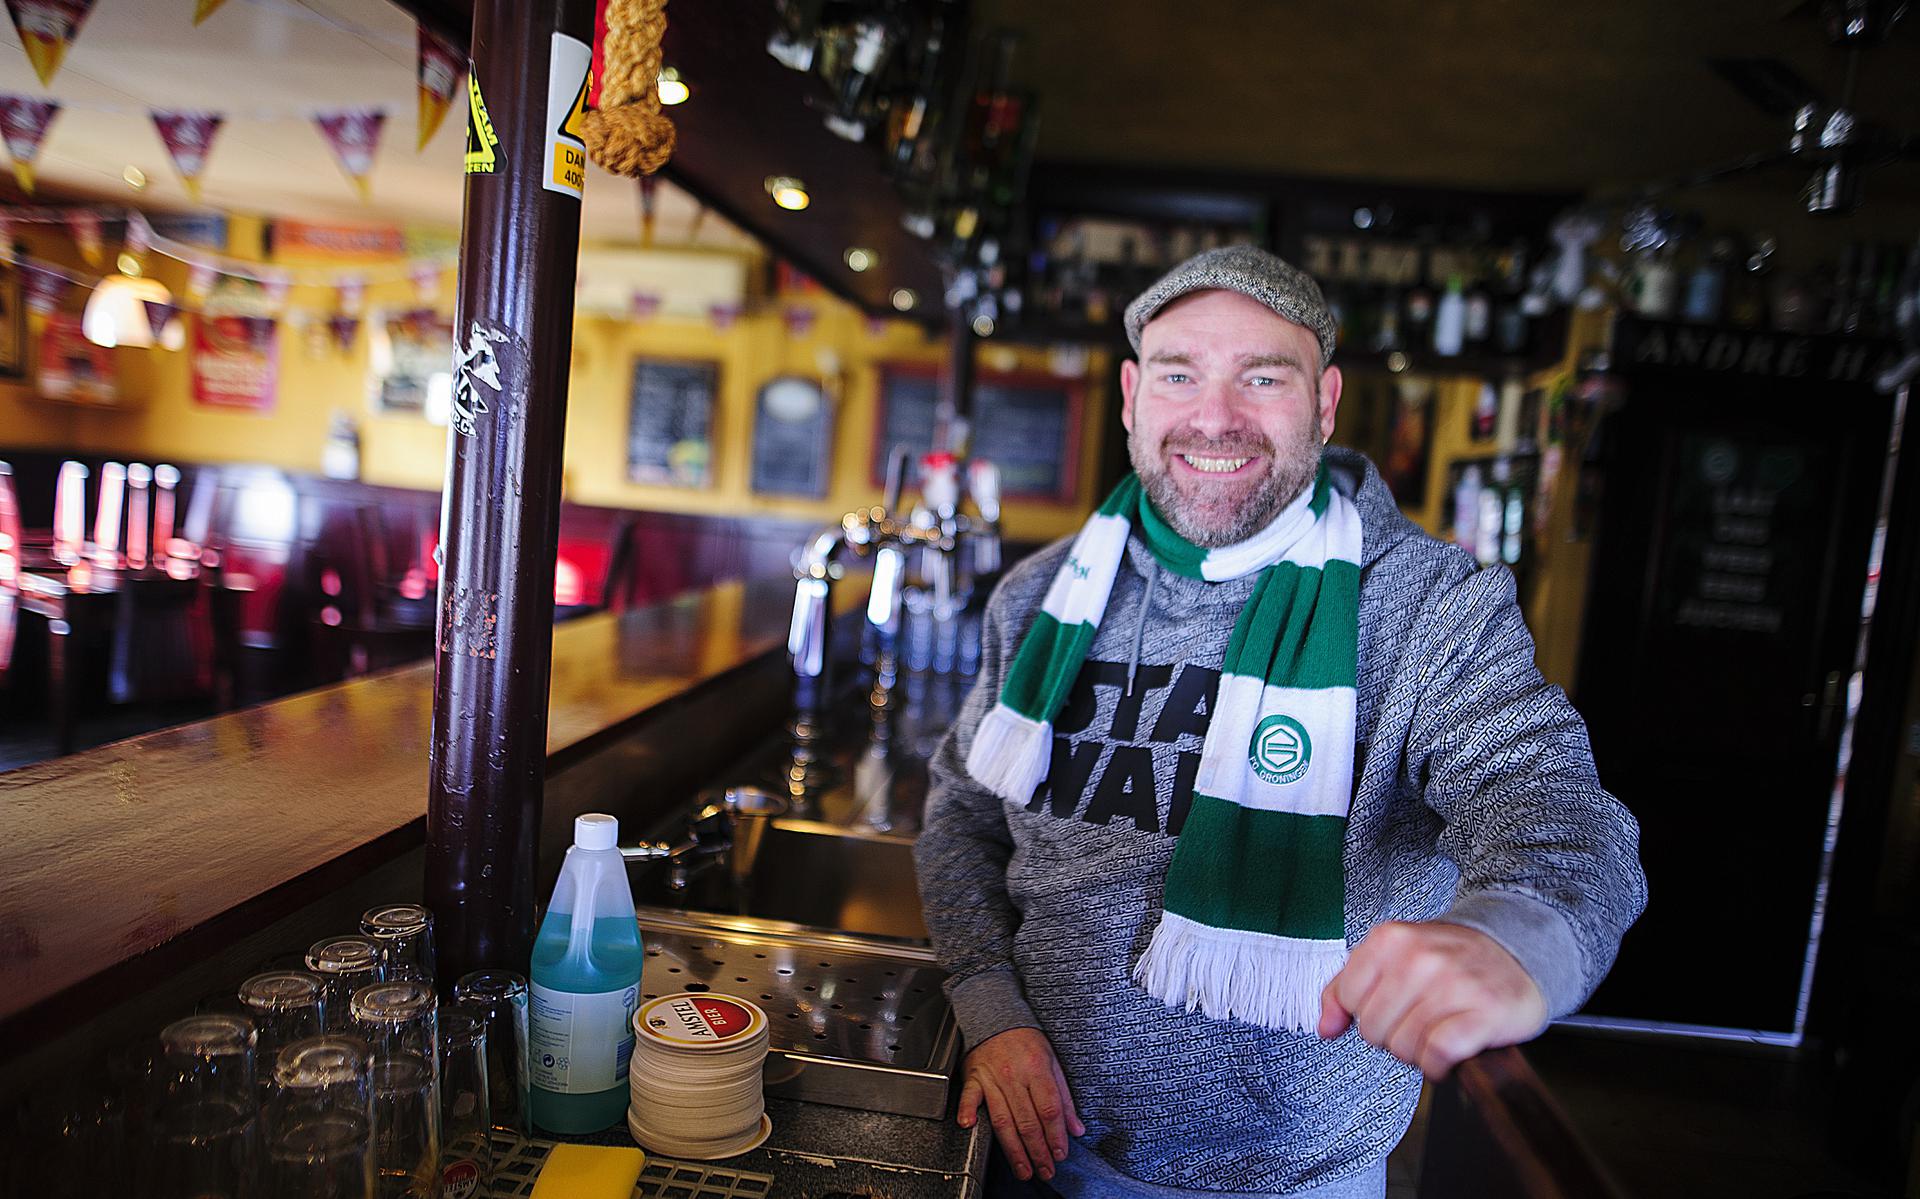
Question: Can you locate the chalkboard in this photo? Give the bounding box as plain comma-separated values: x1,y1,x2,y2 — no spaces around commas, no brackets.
750,376,832,497
874,367,1079,501
627,358,718,487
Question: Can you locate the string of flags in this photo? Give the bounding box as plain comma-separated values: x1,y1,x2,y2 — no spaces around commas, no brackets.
1,0,468,200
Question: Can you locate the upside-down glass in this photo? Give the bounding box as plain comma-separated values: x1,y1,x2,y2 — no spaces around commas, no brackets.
451,969,529,1138
351,981,441,1199
265,1036,375,1199
155,1013,262,1199
359,904,436,983
437,1007,492,1199
239,970,328,1088
306,937,387,1033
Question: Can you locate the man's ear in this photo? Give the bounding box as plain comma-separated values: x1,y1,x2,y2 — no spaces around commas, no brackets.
1317,365,1343,442
1120,358,1139,434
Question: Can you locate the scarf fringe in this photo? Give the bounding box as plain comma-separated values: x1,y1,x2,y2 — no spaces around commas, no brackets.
1133,912,1348,1034
966,704,1053,804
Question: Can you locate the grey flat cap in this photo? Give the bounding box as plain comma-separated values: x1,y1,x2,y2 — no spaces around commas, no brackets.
1123,244,1338,366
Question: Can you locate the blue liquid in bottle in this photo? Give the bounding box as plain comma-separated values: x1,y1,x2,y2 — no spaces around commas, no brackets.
529,815,644,1134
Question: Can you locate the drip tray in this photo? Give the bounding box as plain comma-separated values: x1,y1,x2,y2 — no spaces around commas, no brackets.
636,907,960,1120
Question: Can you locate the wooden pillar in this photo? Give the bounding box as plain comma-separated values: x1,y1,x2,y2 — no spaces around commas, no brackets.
425,0,593,986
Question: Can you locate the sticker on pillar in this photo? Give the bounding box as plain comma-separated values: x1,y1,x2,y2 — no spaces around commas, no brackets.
543,32,591,199
452,322,507,436
465,73,499,175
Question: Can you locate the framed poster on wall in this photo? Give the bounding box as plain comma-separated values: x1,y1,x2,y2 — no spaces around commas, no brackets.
874,364,1082,502
369,308,454,422
628,358,719,487
750,376,832,497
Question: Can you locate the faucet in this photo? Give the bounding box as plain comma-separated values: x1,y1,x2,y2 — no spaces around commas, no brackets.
621,786,788,890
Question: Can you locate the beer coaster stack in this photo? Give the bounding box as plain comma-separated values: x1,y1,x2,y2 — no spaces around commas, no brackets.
627,993,772,1160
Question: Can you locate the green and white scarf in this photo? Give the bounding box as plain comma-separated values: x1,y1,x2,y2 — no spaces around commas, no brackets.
965,465,1362,1033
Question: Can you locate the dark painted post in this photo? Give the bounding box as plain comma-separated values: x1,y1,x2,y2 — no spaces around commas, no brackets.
425,0,594,986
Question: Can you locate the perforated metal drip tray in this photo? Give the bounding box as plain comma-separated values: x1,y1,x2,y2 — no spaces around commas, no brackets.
636,907,960,1120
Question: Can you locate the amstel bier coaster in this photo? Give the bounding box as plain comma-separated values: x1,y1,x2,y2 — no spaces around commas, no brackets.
628,993,769,1161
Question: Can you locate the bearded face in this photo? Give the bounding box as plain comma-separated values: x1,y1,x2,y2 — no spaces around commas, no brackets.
1121,291,1337,548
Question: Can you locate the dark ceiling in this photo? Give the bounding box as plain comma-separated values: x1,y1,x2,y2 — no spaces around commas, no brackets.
974,0,1920,195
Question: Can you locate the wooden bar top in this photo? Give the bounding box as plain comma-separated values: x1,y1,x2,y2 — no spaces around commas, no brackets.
0,575,841,1050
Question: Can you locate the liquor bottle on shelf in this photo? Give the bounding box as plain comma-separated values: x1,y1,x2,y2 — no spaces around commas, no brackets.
767,0,827,70
886,11,953,181
1681,237,1732,324
1432,276,1466,357
820,15,899,142
1462,275,1493,354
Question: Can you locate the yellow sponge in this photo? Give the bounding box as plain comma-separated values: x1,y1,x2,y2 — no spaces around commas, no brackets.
529,1143,647,1198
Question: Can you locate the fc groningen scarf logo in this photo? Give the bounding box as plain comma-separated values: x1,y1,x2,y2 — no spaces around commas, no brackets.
1249,714,1311,785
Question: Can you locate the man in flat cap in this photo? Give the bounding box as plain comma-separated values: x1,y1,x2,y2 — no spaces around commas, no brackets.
915,245,1646,1197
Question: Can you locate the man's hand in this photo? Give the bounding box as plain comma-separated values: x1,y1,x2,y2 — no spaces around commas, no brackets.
956,1026,1086,1183
1317,921,1546,1079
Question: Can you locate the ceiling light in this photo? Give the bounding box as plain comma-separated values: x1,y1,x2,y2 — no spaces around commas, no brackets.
891,288,916,312
116,252,142,276
657,67,689,106
844,247,877,272
122,165,147,190
82,274,172,349
764,175,810,211
970,314,995,337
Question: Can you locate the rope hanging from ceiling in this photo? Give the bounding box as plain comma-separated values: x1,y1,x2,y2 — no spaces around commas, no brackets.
583,0,676,178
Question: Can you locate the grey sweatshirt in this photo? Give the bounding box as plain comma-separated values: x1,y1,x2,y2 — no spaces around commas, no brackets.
913,448,1647,1195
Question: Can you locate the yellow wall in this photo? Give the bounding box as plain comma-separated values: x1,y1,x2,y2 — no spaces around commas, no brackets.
1,215,1108,545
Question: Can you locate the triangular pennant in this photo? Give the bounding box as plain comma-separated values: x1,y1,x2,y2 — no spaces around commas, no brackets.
708,302,741,330
313,109,386,200
191,0,225,24
327,313,359,353
6,0,96,87
21,262,67,315
410,261,440,302
68,209,103,267
151,111,223,202
186,260,217,303
783,304,817,337
123,209,153,258
0,96,58,192
628,291,661,320
416,26,463,151
143,298,175,343
335,275,366,316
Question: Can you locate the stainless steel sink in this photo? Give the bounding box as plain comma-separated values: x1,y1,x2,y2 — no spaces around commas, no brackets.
731,819,928,942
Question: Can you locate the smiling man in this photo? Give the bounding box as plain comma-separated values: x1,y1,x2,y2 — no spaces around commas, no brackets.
914,246,1647,1198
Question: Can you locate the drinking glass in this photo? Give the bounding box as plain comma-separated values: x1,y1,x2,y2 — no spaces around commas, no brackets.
352,981,441,1199
368,1052,440,1199
359,904,437,983
452,969,529,1138
306,937,387,1033
437,1007,492,1199
239,970,327,1087
155,1013,261,1199
265,1036,375,1199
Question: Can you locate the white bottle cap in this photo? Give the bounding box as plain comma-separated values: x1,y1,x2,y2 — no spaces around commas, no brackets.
574,813,618,851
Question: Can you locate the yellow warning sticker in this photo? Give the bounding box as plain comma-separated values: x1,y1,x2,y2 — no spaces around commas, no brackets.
465,73,499,175
543,32,591,200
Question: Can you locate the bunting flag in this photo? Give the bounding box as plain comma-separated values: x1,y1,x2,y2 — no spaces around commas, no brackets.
151,111,223,202
864,316,890,338
21,262,66,316
0,96,58,192
410,261,439,303
186,260,217,304
67,208,102,267
123,209,153,258
260,270,291,311
335,275,366,315
6,0,95,87
327,313,360,353
313,109,386,200
191,0,226,24
707,301,741,331
628,291,661,320
783,304,816,337
416,26,463,150
143,299,175,344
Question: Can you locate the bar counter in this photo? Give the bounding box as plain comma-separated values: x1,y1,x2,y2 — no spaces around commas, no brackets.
0,574,856,1064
